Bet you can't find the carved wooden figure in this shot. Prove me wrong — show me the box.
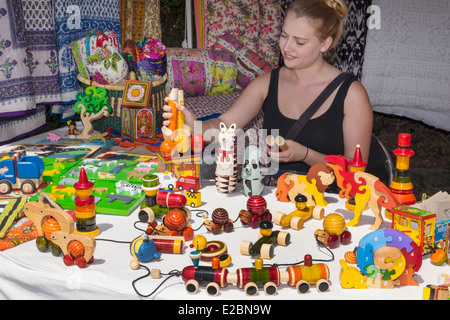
[215,122,238,194]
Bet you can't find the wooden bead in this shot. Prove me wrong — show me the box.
[130,259,140,270]
[151,269,161,279]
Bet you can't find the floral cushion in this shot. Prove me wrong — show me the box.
[166,47,237,97]
[85,46,129,85]
[211,31,274,88]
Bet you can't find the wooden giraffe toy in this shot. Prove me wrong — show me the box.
[215,122,238,194]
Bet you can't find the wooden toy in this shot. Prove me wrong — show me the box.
[339,229,422,289]
[325,154,400,230]
[202,207,234,234]
[240,221,290,260]
[215,122,238,194]
[241,145,265,197]
[73,166,100,237]
[314,213,352,249]
[64,120,81,138]
[390,205,436,254]
[182,190,201,208]
[345,144,368,211]
[176,175,200,193]
[0,153,44,195]
[275,163,335,206]
[178,255,330,297]
[273,194,324,230]
[190,235,232,268]
[266,135,288,152]
[23,194,96,268]
[390,133,417,206]
[423,284,450,300]
[239,195,272,229]
[73,86,113,140]
[157,149,201,182]
[430,247,448,266]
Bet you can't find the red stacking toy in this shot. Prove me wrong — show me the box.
[74,167,100,237]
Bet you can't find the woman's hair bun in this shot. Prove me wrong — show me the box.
[325,0,348,19]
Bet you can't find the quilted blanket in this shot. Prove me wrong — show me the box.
[360,0,450,131]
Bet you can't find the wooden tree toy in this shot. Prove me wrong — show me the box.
[73,86,112,140]
[273,194,325,230]
[215,122,238,194]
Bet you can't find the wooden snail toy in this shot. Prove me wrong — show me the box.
[314,213,352,249]
[240,220,290,260]
[202,207,234,234]
[189,235,232,268]
[239,195,272,229]
[24,193,96,268]
[273,194,325,230]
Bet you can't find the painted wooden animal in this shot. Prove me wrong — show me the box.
[215,122,237,194]
[275,163,335,206]
[241,145,264,197]
[325,155,399,230]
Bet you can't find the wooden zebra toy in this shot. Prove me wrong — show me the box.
[215,122,237,194]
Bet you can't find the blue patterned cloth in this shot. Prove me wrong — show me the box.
[52,0,121,117]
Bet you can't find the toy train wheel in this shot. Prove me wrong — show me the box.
[244,282,259,296]
[240,241,253,256]
[185,279,199,294]
[263,282,278,296]
[20,180,36,194]
[296,280,310,294]
[316,279,330,293]
[0,179,12,194]
[277,231,291,246]
[260,243,274,260]
[290,216,304,230]
[206,282,220,296]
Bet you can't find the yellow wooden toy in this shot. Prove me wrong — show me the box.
[273,194,324,230]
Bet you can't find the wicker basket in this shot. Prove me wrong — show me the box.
[77,72,167,133]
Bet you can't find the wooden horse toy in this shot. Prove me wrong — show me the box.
[215,122,238,194]
[325,154,399,230]
[23,193,96,268]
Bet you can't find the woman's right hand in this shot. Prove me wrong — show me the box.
[162,97,197,129]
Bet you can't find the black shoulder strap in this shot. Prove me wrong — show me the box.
[285,72,355,140]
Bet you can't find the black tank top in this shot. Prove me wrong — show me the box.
[262,67,357,173]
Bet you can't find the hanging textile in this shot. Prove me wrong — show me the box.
[0,0,60,145]
[52,0,121,119]
[119,0,161,45]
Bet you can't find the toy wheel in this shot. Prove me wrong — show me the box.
[87,255,94,264]
[63,254,74,266]
[206,282,220,296]
[264,282,278,296]
[260,243,274,260]
[178,185,183,191]
[296,280,310,294]
[20,180,36,194]
[290,216,304,230]
[312,206,325,220]
[272,211,286,225]
[138,208,155,223]
[277,231,291,246]
[182,227,194,241]
[186,279,199,294]
[240,241,253,256]
[244,282,259,297]
[0,180,12,195]
[316,279,330,293]
[189,188,195,193]
[75,256,87,268]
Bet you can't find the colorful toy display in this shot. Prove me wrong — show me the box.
[273,194,324,230]
[239,195,272,229]
[73,167,100,237]
[240,221,290,260]
[215,122,238,194]
[241,145,265,197]
[339,229,422,289]
[325,154,400,230]
[275,163,335,206]
[23,194,96,268]
[0,153,44,195]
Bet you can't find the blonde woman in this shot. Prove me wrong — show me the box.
[163,0,373,181]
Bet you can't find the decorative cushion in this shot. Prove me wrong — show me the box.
[166,47,238,97]
[85,46,129,85]
[211,31,274,88]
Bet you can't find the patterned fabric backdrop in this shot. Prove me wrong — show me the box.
[52,0,121,119]
[0,0,59,145]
